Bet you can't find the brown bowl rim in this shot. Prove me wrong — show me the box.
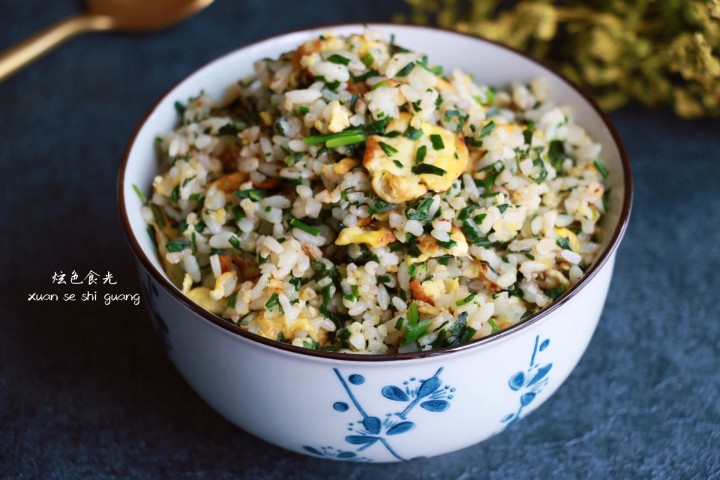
[118,22,633,362]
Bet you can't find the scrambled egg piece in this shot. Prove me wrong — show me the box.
[415,227,469,262]
[186,287,227,315]
[335,226,395,247]
[555,227,580,253]
[421,278,460,303]
[253,311,328,345]
[363,119,468,203]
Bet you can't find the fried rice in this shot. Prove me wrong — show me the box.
[141,30,609,354]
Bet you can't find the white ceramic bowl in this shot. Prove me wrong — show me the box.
[119,24,632,462]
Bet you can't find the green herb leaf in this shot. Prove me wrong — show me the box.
[303,128,363,146]
[548,140,565,174]
[379,141,399,156]
[415,145,427,164]
[228,235,242,250]
[530,157,548,184]
[430,134,445,150]
[404,126,423,140]
[166,239,193,252]
[235,189,267,201]
[290,218,320,236]
[437,239,457,249]
[361,53,374,68]
[174,101,186,117]
[403,319,432,346]
[556,237,572,250]
[132,184,147,203]
[411,164,446,176]
[487,318,500,334]
[265,292,280,311]
[227,291,238,309]
[456,293,476,307]
[546,285,566,300]
[594,158,610,178]
[326,133,366,148]
[480,120,496,138]
[405,197,434,221]
[303,337,320,349]
[217,123,242,136]
[407,301,419,325]
[326,54,350,65]
[395,61,416,77]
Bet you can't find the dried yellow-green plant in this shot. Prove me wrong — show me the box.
[402,0,720,117]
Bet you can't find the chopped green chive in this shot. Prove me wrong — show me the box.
[412,164,446,176]
[546,285,566,300]
[350,94,360,114]
[480,120,495,138]
[166,239,193,252]
[488,318,500,334]
[395,61,416,77]
[303,337,320,350]
[227,291,238,309]
[405,197,434,221]
[549,140,566,174]
[530,158,548,184]
[415,145,427,164]
[297,106,310,116]
[303,128,363,146]
[456,293,476,306]
[393,160,404,168]
[594,159,610,178]
[217,123,242,136]
[235,189,266,201]
[437,239,457,249]
[404,126,423,140]
[290,218,320,236]
[379,142,399,156]
[407,301,419,324]
[556,237,572,250]
[326,133,366,148]
[228,235,242,250]
[361,53,374,68]
[326,54,350,65]
[430,134,445,150]
[403,319,432,346]
[174,101,186,117]
[265,292,281,312]
[132,184,146,203]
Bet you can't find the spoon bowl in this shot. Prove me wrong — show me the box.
[86,0,215,31]
[0,0,215,81]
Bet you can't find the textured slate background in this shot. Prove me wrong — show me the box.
[1,1,719,478]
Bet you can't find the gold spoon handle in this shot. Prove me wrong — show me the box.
[0,14,116,82]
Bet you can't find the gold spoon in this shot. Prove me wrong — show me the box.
[0,0,214,82]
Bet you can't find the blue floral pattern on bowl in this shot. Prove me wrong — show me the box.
[303,367,455,461]
[501,335,552,427]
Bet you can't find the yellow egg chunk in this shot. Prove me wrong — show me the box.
[418,123,469,192]
[363,122,468,203]
[415,227,469,262]
[335,226,395,247]
[555,227,580,253]
[186,287,227,315]
[253,311,327,345]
